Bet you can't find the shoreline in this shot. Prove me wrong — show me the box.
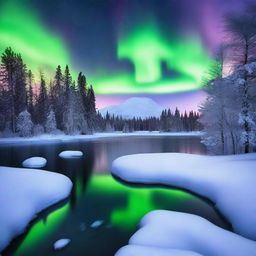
[0,131,202,145]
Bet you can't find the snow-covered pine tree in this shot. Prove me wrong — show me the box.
[52,65,65,130]
[225,10,256,153]
[86,85,97,132]
[16,110,33,137]
[1,48,27,133]
[45,108,57,134]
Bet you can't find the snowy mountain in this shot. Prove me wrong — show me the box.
[100,97,165,119]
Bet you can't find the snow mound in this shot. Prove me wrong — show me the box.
[116,210,256,256]
[59,150,83,158]
[53,238,71,250]
[111,153,256,240]
[0,166,72,251]
[100,97,165,119]
[91,220,104,228]
[22,157,47,168]
[116,245,203,256]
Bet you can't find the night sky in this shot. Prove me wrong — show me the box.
[0,0,246,111]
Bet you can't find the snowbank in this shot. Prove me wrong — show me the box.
[53,238,71,250]
[0,166,72,251]
[0,131,202,145]
[111,153,256,240]
[59,150,83,158]
[22,157,47,168]
[116,210,256,256]
[116,245,203,256]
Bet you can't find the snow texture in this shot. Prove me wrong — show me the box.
[90,220,104,228]
[100,97,165,119]
[0,166,72,251]
[53,238,71,250]
[116,245,203,256]
[0,131,202,145]
[22,157,47,168]
[58,150,83,159]
[116,210,256,256]
[111,153,256,240]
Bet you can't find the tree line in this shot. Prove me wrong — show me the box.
[0,47,98,137]
[102,109,200,133]
[200,2,256,154]
[0,47,201,137]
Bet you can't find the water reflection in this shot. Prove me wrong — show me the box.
[0,136,227,256]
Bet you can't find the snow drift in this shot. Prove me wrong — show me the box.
[0,166,72,251]
[111,153,256,240]
[116,210,256,256]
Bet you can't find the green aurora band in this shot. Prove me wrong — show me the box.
[0,1,71,78]
[92,21,212,94]
[0,2,211,94]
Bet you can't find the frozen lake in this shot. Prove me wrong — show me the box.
[0,135,230,256]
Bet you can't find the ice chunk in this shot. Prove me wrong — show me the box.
[53,238,71,250]
[91,220,103,228]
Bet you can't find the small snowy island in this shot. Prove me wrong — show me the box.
[111,153,256,255]
[22,157,47,168]
[58,150,84,159]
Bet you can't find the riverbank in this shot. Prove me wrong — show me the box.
[0,131,202,145]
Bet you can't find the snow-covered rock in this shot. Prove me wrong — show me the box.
[116,210,256,256]
[53,238,71,250]
[111,153,256,240]
[91,220,104,228]
[22,157,47,168]
[59,150,83,159]
[100,97,165,119]
[0,166,72,252]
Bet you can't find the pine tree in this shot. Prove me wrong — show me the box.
[52,65,64,129]
[27,70,34,118]
[14,54,27,116]
[86,85,97,132]
[16,110,33,137]
[1,48,27,132]
[35,72,48,126]
[77,72,87,111]
[64,65,72,96]
[45,108,57,133]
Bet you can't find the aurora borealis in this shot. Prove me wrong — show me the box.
[0,1,71,76]
[0,0,247,110]
[93,21,211,94]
